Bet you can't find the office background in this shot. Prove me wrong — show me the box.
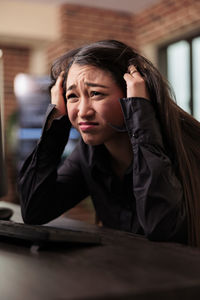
[0,0,199,222]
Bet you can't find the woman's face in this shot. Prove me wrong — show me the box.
[66,64,125,146]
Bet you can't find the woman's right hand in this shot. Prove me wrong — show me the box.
[123,66,149,100]
[51,71,67,116]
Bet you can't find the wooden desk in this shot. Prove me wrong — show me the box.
[1,202,200,300]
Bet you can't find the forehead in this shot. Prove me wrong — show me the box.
[66,64,114,86]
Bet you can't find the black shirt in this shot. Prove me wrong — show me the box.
[18,98,187,243]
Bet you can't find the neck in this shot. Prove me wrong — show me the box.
[104,133,133,179]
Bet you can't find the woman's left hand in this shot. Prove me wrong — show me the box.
[123,66,150,100]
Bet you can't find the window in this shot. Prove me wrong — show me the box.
[193,37,200,120]
[159,35,200,121]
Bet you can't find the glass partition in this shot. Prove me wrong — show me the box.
[192,37,200,121]
[167,40,190,114]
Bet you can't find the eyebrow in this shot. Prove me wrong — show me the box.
[66,82,109,91]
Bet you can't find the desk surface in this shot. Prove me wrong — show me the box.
[1,202,200,300]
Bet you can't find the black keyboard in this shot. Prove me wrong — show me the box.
[0,220,101,246]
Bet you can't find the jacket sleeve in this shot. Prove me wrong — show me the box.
[120,97,187,243]
[18,104,89,225]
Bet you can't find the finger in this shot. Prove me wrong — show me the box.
[55,71,65,88]
[123,73,137,98]
[123,72,134,83]
[128,65,138,76]
[123,72,143,85]
[51,71,67,115]
[123,72,149,99]
[51,72,65,95]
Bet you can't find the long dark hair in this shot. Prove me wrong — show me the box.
[50,40,200,246]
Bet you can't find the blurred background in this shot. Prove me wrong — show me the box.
[0,0,199,223]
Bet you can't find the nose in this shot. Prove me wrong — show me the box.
[78,97,95,118]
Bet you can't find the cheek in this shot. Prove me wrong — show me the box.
[99,101,124,125]
[66,104,77,125]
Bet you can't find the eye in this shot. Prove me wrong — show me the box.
[66,93,78,102]
[91,91,101,96]
[90,91,104,98]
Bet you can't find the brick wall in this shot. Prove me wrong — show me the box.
[47,0,200,71]
[47,0,200,66]
[47,4,135,68]
[0,45,30,203]
[134,0,200,48]
[2,46,30,120]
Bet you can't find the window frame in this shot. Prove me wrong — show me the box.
[158,32,200,116]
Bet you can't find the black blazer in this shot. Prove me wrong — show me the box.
[18,98,187,244]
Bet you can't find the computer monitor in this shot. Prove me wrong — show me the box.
[0,49,7,197]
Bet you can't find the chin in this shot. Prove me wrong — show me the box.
[81,136,103,146]
[83,139,102,146]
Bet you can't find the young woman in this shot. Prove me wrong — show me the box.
[19,40,200,246]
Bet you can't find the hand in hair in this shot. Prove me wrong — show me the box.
[123,66,150,100]
[51,71,67,116]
